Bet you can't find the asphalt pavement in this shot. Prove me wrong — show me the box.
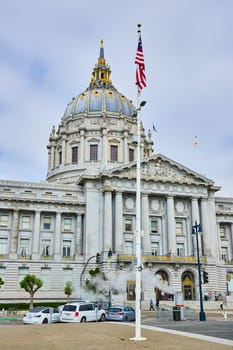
[141,309,233,342]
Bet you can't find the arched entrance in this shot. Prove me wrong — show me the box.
[154,270,173,306]
[182,271,196,300]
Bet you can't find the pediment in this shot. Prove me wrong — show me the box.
[102,153,214,187]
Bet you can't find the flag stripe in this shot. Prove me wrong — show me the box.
[135,34,146,91]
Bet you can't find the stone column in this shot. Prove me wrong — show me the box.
[115,192,123,253]
[51,145,55,169]
[80,129,85,163]
[230,223,233,260]
[102,132,107,167]
[104,190,112,252]
[208,195,219,260]
[47,148,51,173]
[54,212,62,260]
[75,214,82,257]
[62,136,66,164]
[141,193,151,254]
[191,197,202,256]
[9,209,19,258]
[123,131,128,162]
[32,210,40,259]
[167,196,176,255]
[200,198,211,256]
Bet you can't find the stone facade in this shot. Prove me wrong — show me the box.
[0,42,233,305]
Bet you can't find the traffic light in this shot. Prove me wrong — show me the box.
[108,249,112,259]
[96,252,101,264]
[203,271,209,284]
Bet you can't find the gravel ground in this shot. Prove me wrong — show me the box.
[0,321,232,350]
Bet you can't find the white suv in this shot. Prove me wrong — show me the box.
[60,302,106,323]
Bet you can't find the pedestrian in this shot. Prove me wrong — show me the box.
[220,301,224,310]
[149,298,155,311]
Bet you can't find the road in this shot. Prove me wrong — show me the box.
[141,310,233,341]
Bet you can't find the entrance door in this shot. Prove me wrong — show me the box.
[182,272,195,300]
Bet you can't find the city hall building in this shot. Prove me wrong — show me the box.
[0,42,233,305]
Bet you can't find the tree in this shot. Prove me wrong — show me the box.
[20,274,43,309]
[64,281,73,302]
[0,277,4,290]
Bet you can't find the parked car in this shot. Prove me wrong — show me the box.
[23,306,60,324]
[60,302,106,323]
[106,305,135,322]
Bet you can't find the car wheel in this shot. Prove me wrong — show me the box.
[42,318,48,324]
[100,313,106,322]
[80,317,86,323]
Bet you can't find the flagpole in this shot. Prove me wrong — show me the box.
[130,23,147,342]
[194,136,199,172]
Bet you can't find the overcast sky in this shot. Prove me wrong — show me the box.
[0,0,232,197]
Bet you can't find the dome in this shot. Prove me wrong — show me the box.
[63,88,135,118]
[63,40,135,119]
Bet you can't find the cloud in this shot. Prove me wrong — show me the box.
[0,0,232,197]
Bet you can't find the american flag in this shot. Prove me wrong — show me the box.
[135,34,146,90]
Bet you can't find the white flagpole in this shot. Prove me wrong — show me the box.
[130,24,146,342]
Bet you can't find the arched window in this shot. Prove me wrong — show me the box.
[182,271,196,300]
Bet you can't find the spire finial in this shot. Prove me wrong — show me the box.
[99,39,104,59]
[88,40,114,90]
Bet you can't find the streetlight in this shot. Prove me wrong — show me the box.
[108,249,112,307]
[80,253,101,299]
[192,221,206,321]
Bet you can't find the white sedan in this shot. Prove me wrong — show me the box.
[23,306,60,324]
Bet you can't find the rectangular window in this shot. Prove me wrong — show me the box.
[151,219,158,233]
[151,242,159,256]
[221,247,228,262]
[125,218,133,232]
[19,238,30,257]
[59,151,62,164]
[72,146,78,164]
[41,239,51,257]
[110,145,118,161]
[220,225,226,238]
[176,221,183,235]
[18,267,29,287]
[177,243,185,256]
[21,215,31,230]
[125,241,133,254]
[0,238,7,255]
[41,268,51,289]
[62,240,71,257]
[63,217,72,231]
[0,214,9,228]
[90,145,98,161]
[129,149,134,162]
[43,216,52,230]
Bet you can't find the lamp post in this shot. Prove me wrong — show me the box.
[108,249,112,307]
[192,221,206,321]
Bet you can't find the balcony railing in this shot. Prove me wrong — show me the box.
[117,254,207,264]
[62,255,75,261]
[41,255,53,260]
[18,255,32,260]
[0,254,8,259]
